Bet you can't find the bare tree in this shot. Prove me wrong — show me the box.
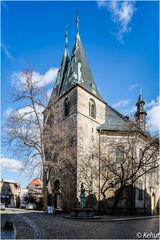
[78,123,159,213]
[99,124,159,213]
[3,69,56,209]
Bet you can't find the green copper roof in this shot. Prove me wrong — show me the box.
[54,46,70,96]
[58,33,102,99]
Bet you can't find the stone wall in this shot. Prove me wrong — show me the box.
[44,85,159,214]
[76,86,106,201]
[44,87,78,211]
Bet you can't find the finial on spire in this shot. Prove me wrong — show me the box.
[76,10,79,33]
[65,25,68,47]
[140,88,142,96]
[138,88,143,101]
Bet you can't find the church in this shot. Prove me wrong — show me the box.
[43,15,159,214]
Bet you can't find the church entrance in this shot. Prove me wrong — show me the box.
[53,193,62,209]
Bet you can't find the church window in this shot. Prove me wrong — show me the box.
[89,99,96,119]
[116,146,124,163]
[64,98,70,117]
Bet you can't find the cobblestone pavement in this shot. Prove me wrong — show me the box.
[1,208,159,239]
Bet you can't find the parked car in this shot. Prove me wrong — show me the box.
[26,203,37,210]
[0,203,6,210]
[20,201,29,208]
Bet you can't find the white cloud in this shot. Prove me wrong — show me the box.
[0,157,23,172]
[98,0,136,43]
[42,68,58,86]
[112,99,130,109]
[113,96,160,134]
[11,67,58,88]
[145,98,159,109]
[147,97,160,133]
[1,43,14,62]
[47,89,52,99]
[4,105,43,122]
[130,83,138,91]
[97,0,107,8]
[124,105,136,115]
[3,107,14,118]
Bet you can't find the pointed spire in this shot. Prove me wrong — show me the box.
[76,11,79,34]
[137,88,144,103]
[54,28,70,96]
[135,92,147,132]
[140,88,142,96]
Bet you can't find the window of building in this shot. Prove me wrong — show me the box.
[64,98,70,117]
[116,146,124,163]
[89,99,96,119]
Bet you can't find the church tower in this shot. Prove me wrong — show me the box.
[134,91,147,131]
[44,14,106,211]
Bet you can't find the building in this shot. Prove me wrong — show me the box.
[20,187,28,202]
[20,179,43,208]
[0,180,20,207]
[43,15,159,214]
[27,178,43,196]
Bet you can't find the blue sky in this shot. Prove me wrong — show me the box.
[1,1,159,188]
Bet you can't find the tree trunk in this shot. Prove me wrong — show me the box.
[43,170,49,211]
[111,187,124,214]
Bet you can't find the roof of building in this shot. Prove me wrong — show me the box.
[58,32,102,99]
[97,104,150,137]
[28,178,42,186]
[54,14,102,100]
[97,104,127,131]
[54,45,70,96]
[0,179,20,188]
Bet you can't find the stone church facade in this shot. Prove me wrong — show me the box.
[44,17,159,214]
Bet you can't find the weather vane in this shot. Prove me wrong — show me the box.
[65,25,68,47]
[76,10,79,33]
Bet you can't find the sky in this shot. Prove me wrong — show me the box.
[1,1,159,188]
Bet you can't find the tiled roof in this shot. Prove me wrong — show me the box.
[97,104,127,131]
[56,33,102,100]
[29,178,42,186]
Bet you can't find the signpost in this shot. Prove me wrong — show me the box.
[47,193,54,214]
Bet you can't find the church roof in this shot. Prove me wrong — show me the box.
[59,33,102,99]
[98,104,150,137]
[54,31,70,96]
[98,105,127,131]
[54,13,102,100]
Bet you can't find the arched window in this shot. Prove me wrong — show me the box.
[89,99,96,119]
[64,98,70,117]
[116,146,124,163]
